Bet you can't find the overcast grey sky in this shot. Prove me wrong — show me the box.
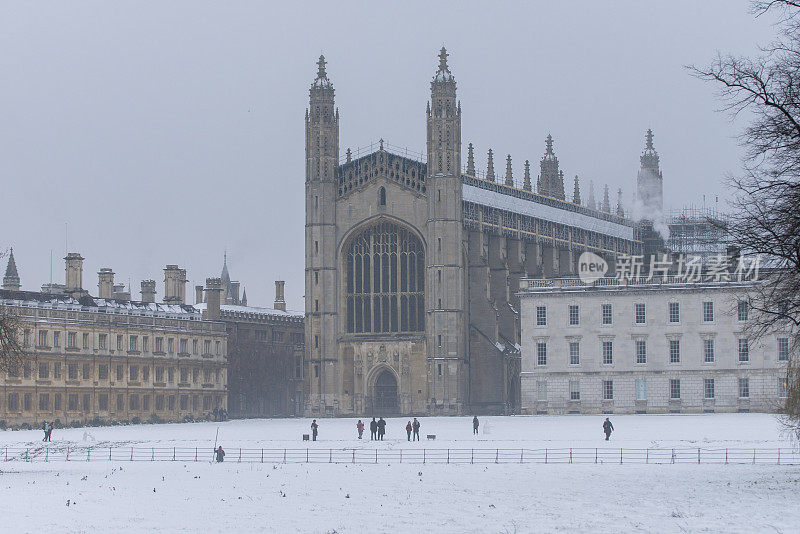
[0,1,775,310]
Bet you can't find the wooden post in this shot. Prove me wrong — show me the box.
[619,448,622,465]
[306,449,309,463]
[595,448,597,464]
[423,449,426,464]
[87,449,90,462]
[778,448,781,465]
[375,449,378,464]
[646,449,649,464]
[329,449,332,463]
[569,448,573,464]
[173,447,176,461]
[109,447,112,460]
[520,449,523,464]
[261,449,264,463]
[238,448,241,463]
[152,448,155,461]
[283,449,286,463]
[130,447,133,461]
[697,448,700,464]
[447,449,450,464]
[353,449,355,463]
[496,449,499,464]
[544,449,547,464]
[471,449,474,464]
[753,448,756,465]
[195,447,198,462]
[65,447,68,461]
[725,449,728,464]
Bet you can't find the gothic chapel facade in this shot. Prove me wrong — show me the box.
[305,50,642,416]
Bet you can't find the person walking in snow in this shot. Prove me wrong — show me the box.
[412,418,420,441]
[473,416,479,435]
[602,418,614,441]
[42,421,48,442]
[405,421,412,441]
[215,446,225,462]
[357,420,365,439]
[47,421,54,441]
[370,418,378,440]
[377,417,386,440]
[311,419,319,441]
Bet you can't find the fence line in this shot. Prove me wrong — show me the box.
[2,446,800,465]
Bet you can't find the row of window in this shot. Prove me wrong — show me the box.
[24,330,223,356]
[253,330,301,343]
[4,392,223,413]
[535,377,788,402]
[534,337,791,366]
[534,300,750,327]
[7,361,221,385]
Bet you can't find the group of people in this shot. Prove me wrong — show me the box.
[211,407,228,422]
[41,421,55,442]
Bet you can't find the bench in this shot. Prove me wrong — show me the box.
[426,434,436,440]
[302,434,310,441]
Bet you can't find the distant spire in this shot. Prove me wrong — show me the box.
[346,148,352,163]
[241,288,248,307]
[616,188,625,217]
[3,247,20,291]
[432,46,454,83]
[523,160,532,191]
[538,134,565,199]
[646,128,654,151]
[505,155,514,186]
[466,143,475,175]
[311,54,333,90]
[573,175,581,205]
[221,253,231,286]
[486,149,495,181]
[602,185,611,213]
[588,180,596,210]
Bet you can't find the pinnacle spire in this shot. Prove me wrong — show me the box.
[466,143,475,175]
[3,247,20,291]
[505,155,514,186]
[317,55,327,79]
[646,128,654,151]
[545,134,554,156]
[523,160,532,191]
[602,185,611,213]
[432,46,455,84]
[616,188,625,217]
[486,149,495,181]
[573,175,581,205]
[588,180,596,210]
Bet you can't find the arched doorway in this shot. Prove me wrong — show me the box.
[373,370,398,412]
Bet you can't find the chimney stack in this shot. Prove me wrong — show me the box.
[141,280,156,303]
[163,265,187,304]
[112,283,130,301]
[64,253,84,296]
[195,285,204,305]
[204,278,223,320]
[274,280,286,311]
[98,268,114,299]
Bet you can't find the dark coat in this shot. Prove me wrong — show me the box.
[370,420,378,432]
[603,420,613,432]
[377,419,386,431]
[412,420,420,431]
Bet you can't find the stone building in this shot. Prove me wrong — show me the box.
[304,49,644,416]
[0,252,227,427]
[196,262,305,418]
[519,277,792,414]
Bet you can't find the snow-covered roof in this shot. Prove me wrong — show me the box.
[0,289,201,320]
[194,303,303,321]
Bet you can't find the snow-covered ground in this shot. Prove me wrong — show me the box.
[1,414,798,533]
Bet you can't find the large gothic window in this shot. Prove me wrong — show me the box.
[345,221,425,334]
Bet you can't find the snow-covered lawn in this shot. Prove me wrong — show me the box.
[1,414,798,533]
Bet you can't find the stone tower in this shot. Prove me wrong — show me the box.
[3,248,20,291]
[305,55,339,411]
[636,129,663,215]
[425,47,466,411]
[163,265,187,304]
[538,135,565,199]
[98,268,114,299]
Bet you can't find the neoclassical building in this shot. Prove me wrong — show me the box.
[0,251,228,427]
[305,49,645,416]
[519,277,792,414]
